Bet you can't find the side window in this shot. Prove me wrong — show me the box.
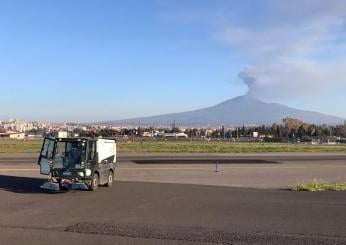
[40,139,50,158]
[40,139,55,159]
[47,140,55,159]
[88,141,96,161]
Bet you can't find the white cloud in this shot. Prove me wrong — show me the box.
[238,58,346,100]
[211,1,346,99]
[161,0,346,103]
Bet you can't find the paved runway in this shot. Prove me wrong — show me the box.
[0,153,346,244]
[1,153,346,188]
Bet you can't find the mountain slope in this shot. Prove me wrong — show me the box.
[103,96,344,126]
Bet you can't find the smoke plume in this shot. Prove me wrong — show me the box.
[217,1,346,100]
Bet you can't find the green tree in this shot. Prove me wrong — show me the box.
[297,125,306,139]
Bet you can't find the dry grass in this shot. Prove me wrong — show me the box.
[117,141,346,153]
[292,179,346,191]
[1,140,346,154]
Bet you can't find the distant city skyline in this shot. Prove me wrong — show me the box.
[1,0,346,122]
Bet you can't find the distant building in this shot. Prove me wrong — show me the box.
[58,131,68,138]
[175,133,188,138]
[27,134,43,139]
[142,132,154,137]
[9,133,25,140]
[164,133,188,138]
[164,133,176,138]
[0,133,9,138]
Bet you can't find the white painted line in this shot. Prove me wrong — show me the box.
[118,166,346,170]
[0,169,38,171]
[1,165,345,172]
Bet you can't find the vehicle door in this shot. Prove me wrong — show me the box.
[38,138,55,175]
[95,158,107,184]
[94,141,108,184]
[86,141,97,176]
[99,142,115,184]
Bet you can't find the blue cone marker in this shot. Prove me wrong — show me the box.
[215,161,220,172]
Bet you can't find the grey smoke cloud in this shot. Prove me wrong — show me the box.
[163,0,346,100]
[238,58,346,99]
[215,1,346,99]
[237,66,257,97]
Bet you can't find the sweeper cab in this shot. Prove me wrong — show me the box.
[38,137,116,192]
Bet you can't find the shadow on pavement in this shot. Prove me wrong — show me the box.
[134,159,280,164]
[0,175,45,194]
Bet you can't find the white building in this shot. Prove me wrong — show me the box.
[9,133,25,140]
[58,131,68,138]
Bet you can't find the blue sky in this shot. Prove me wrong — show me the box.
[1,0,346,122]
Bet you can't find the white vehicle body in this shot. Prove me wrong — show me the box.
[97,139,117,163]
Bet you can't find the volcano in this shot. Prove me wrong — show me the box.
[102,96,344,127]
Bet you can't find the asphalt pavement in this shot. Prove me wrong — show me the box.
[1,153,346,188]
[0,153,346,244]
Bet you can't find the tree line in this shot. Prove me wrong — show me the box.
[66,118,346,141]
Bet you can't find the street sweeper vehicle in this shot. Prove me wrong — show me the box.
[38,137,116,192]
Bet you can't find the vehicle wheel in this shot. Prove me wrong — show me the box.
[89,173,99,191]
[106,170,114,187]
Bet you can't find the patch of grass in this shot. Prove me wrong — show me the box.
[1,140,346,154]
[117,141,346,153]
[0,140,43,153]
[292,179,346,191]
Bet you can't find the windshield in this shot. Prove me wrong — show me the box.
[53,141,86,169]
